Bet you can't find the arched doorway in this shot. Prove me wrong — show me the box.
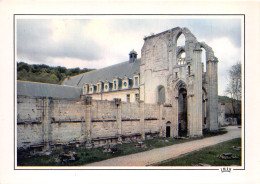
[166,121,171,138]
[178,87,187,137]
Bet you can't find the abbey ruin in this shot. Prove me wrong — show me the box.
[17,27,220,151]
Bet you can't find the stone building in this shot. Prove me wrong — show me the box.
[62,27,219,135]
[17,27,219,150]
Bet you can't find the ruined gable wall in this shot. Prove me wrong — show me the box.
[140,32,172,104]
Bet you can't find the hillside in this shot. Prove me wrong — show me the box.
[17,62,94,84]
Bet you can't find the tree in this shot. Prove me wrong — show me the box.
[50,74,59,83]
[225,63,241,122]
[17,62,94,84]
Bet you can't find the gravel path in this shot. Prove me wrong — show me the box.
[84,126,241,167]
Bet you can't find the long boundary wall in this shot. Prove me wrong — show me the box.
[17,96,174,150]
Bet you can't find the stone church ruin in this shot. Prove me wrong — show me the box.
[17,27,220,153]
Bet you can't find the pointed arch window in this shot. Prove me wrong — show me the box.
[157,85,165,104]
[176,33,185,47]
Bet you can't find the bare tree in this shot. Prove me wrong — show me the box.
[225,62,241,117]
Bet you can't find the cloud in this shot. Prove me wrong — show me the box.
[82,19,145,64]
[208,37,241,95]
[181,19,241,48]
[17,19,102,64]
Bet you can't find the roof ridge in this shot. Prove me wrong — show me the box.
[17,80,81,88]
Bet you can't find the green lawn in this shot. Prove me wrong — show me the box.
[17,129,228,166]
[156,138,241,166]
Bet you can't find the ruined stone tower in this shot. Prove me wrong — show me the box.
[140,27,219,136]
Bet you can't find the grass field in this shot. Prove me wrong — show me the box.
[156,138,241,166]
[17,128,228,166]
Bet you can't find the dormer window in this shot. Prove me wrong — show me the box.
[97,81,103,93]
[133,72,140,88]
[122,76,129,89]
[89,86,93,93]
[104,81,111,92]
[89,84,96,94]
[113,77,120,91]
[83,83,89,95]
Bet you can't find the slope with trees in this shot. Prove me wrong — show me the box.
[17,62,94,84]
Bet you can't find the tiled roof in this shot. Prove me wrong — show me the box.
[17,81,82,99]
[62,59,141,87]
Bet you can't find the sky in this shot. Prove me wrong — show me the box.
[16,16,242,96]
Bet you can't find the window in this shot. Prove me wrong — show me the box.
[175,72,178,78]
[123,81,127,87]
[178,52,186,65]
[177,33,185,47]
[127,94,130,102]
[105,85,108,90]
[135,94,140,102]
[188,66,191,75]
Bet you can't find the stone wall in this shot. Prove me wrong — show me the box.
[17,96,43,123]
[51,122,83,143]
[17,123,43,149]
[121,102,141,119]
[218,103,225,126]
[17,96,172,149]
[52,98,84,122]
[91,100,117,120]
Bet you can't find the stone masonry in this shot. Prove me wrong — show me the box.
[17,96,173,150]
